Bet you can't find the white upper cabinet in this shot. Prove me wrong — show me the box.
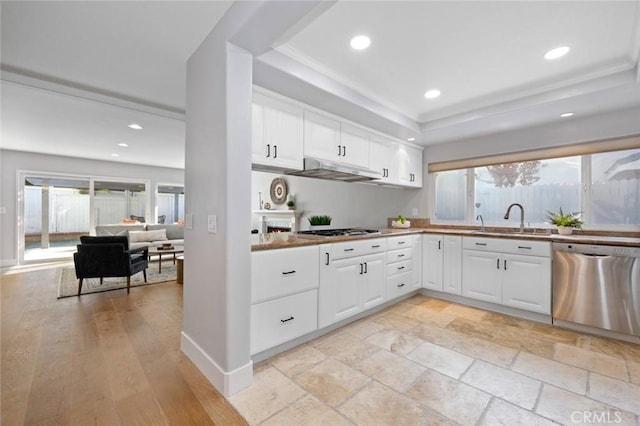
[303,111,341,162]
[339,122,370,168]
[398,144,423,187]
[369,134,398,184]
[252,92,304,171]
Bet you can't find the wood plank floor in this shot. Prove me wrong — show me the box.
[1,263,247,425]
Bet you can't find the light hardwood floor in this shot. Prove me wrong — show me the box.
[1,263,247,425]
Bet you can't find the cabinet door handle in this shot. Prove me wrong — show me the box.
[266,144,271,158]
[475,242,487,246]
[497,259,500,269]
[438,240,441,250]
[364,262,368,274]
[343,146,346,156]
[397,283,405,288]
[325,252,330,266]
[280,316,295,323]
[338,145,342,156]
[397,266,405,270]
[518,246,532,250]
[359,263,363,274]
[371,244,380,248]
[273,145,278,159]
[504,259,507,270]
[344,248,354,252]
[282,270,296,275]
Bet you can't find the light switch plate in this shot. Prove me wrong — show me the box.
[208,215,217,234]
[185,213,193,230]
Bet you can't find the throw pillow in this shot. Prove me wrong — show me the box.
[128,229,168,243]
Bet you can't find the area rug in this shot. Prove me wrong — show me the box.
[57,262,177,298]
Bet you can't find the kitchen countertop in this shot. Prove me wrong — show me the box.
[251,228,640,251]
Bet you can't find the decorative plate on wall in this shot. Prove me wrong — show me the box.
[269,177,288,205]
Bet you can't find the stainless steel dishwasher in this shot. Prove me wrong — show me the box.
[553,243,640,337]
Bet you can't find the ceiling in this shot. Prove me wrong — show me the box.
[1,1,639,169]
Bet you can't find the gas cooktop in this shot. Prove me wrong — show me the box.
[297,228,382,238]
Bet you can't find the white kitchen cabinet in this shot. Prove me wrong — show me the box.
[303,111,341,162]
[422,234,462,293]
[412,235,423,290]
[502,254,551,314]
[397,144,423,187]
[251,93,303,171]
[340,123,370,168]
[462,237,551,314]
[369,134,398,184]
[319,239,387,327]
[250,289,318,354]
[386,235,413,299]
[422,234,443,291]
[462,249,502,303]
[250,245,320,354]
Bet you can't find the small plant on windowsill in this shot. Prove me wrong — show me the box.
[546,208,583,235]
[308,215,332,228]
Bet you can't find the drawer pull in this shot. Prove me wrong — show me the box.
[398,254,405,258]
[282,270,296,275]
[398,241,406,245]
[325,252,330,266]
[475,242,487,246]
[518,246,532,250]
[344,248,355,252]
[397,266,405,270]
[280,316,295,323]
[397,283,405,288]
[371,244,381,248]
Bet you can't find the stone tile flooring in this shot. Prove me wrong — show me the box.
[230,295,640,425]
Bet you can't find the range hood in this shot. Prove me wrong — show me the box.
[286,158,382,182]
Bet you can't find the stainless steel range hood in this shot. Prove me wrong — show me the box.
[286,158,382,182]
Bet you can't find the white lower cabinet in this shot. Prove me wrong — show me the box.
[386,236,414,300]
[422,234,462,294]
[319,240,387,328]
[412,235,423,290]
[462,237,551,314]
[250,289,318,354]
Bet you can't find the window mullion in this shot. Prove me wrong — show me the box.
[581,154,591,226]
[466,168,475,223]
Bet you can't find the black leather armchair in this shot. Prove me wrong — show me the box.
[73,235,148,296]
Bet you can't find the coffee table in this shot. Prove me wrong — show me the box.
[148,245,184,273]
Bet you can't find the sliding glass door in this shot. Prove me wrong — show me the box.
[93,180,147,224]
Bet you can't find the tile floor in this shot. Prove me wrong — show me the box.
[230,295,640,425]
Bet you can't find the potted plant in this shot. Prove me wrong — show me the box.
[547,208,583,235]
[308,215,332,230]
[286,200,295,210]
[391,214,411,229]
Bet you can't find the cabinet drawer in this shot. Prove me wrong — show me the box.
[332,238,386,260]
[387,247,412,263]
[386,271,413,299]
[386,235,413,249]
[252,245,319,303]
[251,289,318,354]
[463,237,550,257]
[386,259,412,276]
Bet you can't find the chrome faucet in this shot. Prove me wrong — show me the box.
[476,214,485,232]
[504,203,525,233]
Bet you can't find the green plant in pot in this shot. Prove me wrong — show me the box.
[308,215,332,227]
[546,208,583,235]
[286,200,295,210]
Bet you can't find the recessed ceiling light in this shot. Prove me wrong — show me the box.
[407,137,416,141]
[560,112,574,118]
[350,35,371,50]
[111,153,119,157]
[128,123,143,130]
[118,143,129,147]
[424,89,441,99]
[544,46,570,60]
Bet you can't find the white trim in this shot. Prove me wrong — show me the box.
[1,259,17,268]
[180,331,253,397]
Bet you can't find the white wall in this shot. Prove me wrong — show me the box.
[251,171,423,231]
[0,149,184,266]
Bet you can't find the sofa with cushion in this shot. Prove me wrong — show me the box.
[95,223,184,250]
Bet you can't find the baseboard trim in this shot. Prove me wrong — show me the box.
[1,259,17,268]
[180,331,253,397]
